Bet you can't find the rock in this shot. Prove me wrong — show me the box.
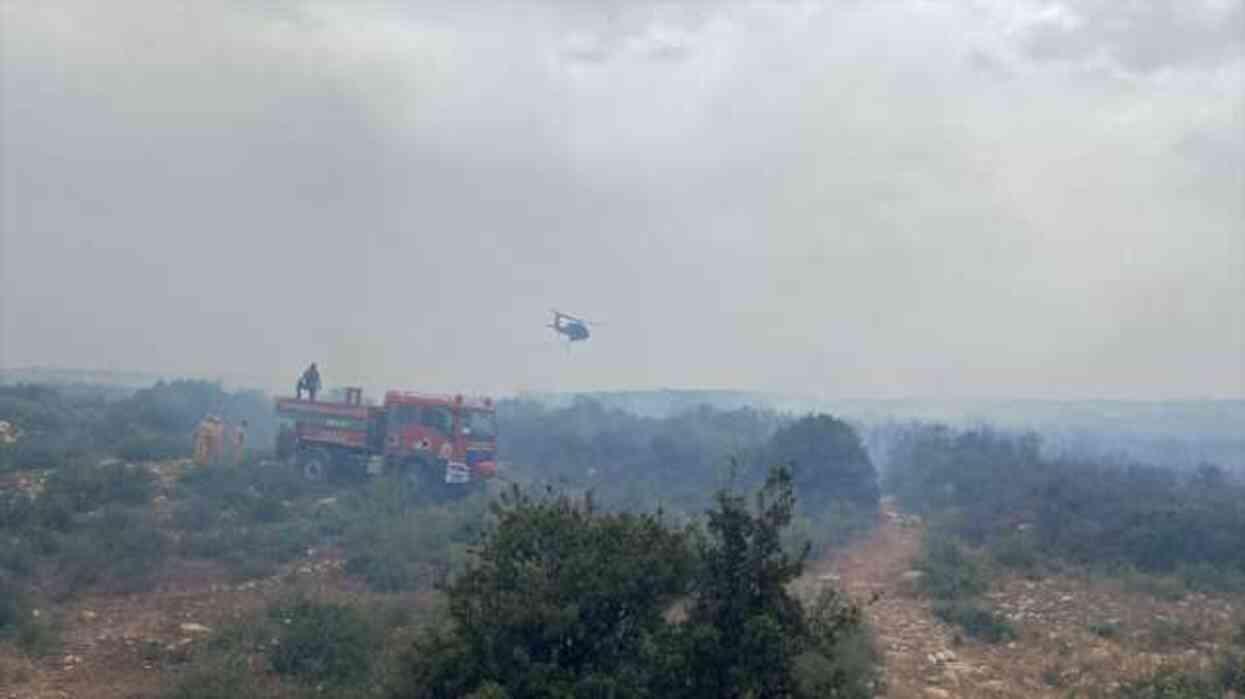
[1060,595,1073,603]
[901,570,926,582]
[925,688,951,698]
[179,622,212,634]
[941,666,961,684]
[927,653,940,665]
[80,610,97,622]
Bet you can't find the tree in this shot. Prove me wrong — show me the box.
[393,486,692,698]
[655,465,876,699]
[766,415,879,510]
[656,465,808,697]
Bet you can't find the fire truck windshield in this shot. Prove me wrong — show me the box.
[463,410,497,440]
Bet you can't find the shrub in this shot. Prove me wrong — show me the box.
[395,465,877,698]
[785,500,878,559]
[42,461,155,516]
[1119,665,1226,698]
[989,531,1044,574]
[180,519,318,581]
[1087,621,1121,640]
[56,506,167,595]
[1218,651,1245,693]
[1115,566,1188,602]
[792,589,880,699]
[931,601,1016,644]
[0,582,60,656]
[340,477,486,592]
[917,532,989,601]
[882,423,1245,585]
[766,414,880,510]
[115,434,188,462]
[399,483,693,697]
[269,598,378,687]
[159,651,268,699]
[1145,618,1202,653]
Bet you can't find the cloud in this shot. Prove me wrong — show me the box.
[1018,0,1244,73]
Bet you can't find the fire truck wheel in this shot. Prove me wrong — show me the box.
[299,449,330,482]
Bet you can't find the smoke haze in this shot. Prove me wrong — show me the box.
[2,1,1242,399]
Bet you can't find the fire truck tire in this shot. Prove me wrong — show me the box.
[299,448,331,482]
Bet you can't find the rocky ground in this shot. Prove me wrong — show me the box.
[811,498,1242,698]
[0,555,361,699]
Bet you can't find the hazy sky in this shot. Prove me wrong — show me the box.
[2,1,1242,399]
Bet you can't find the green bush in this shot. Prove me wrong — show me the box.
[115,434,188,462]
[397,466,877,698]
[766,414,880,510]
[931,601,1016,644]
[0,381,275,469]
[1087,621,1121,640]
[917,532,989,601]
[340,477,486,592]
[57,506,168,595]
[1218,651,1245,693]
[160,651,269,699]
[43,461,155,516]
[882,424,1245,586]
[179,519,318,581]
[1114,566,1188,602]
[0,582,60,656]
[1119,665,1228,698]
[1145,617,1202,652]
[785,500,877,559]
[989,531,1044,574]
[792,589,880,699]
[269,598,378,687]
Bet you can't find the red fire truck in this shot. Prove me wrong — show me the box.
[275,388,498,493]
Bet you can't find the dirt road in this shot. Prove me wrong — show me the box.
[812,498,1240,698]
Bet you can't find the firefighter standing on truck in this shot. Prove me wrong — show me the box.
[297,363,321,401]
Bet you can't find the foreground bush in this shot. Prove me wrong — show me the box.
[392,466,876,698]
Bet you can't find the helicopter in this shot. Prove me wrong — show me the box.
[548,310,597,343]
